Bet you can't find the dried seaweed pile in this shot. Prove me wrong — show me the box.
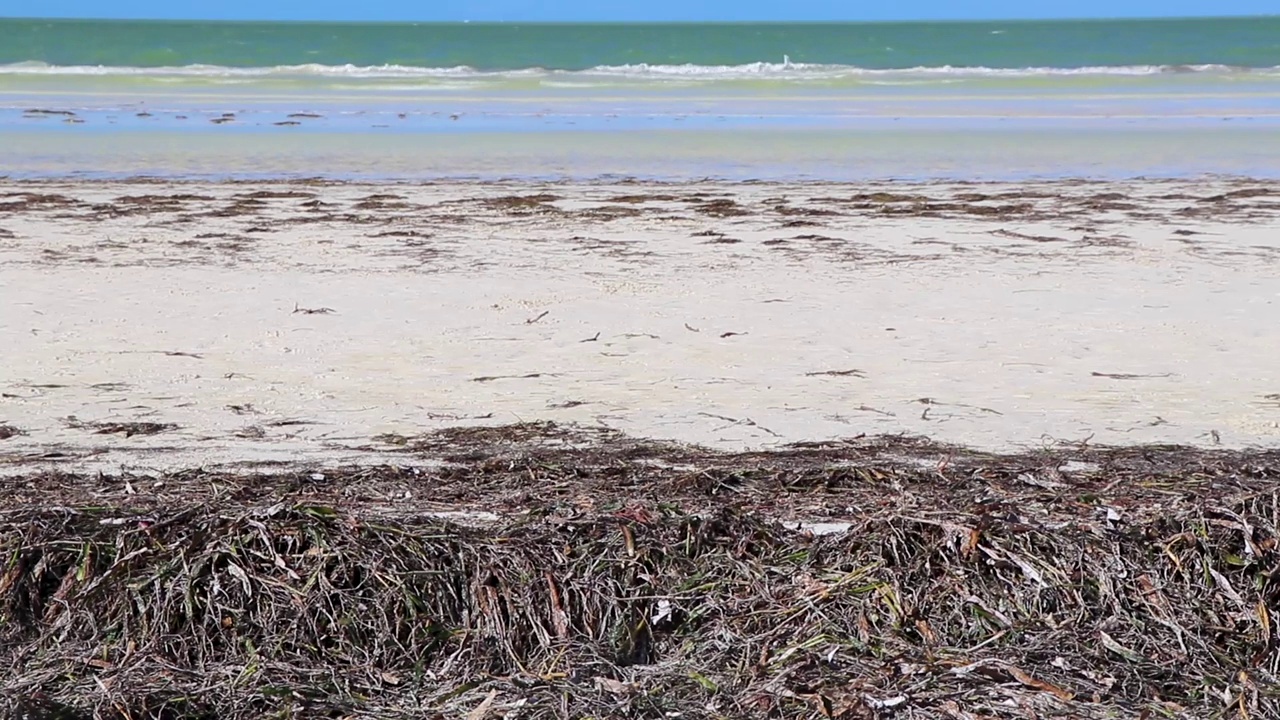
[3,425,1280,719]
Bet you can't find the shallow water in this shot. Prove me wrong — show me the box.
[3,17,1279,181]
[5,125,1280,182]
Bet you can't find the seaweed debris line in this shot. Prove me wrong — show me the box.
[3,423,1279,719]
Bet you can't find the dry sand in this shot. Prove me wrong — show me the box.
[1,178,1278,472]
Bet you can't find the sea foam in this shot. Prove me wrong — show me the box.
[2,60,1277,82]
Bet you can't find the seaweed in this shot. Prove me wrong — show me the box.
[1,424,1278,718]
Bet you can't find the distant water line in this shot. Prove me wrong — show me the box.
[3,17,1279,71]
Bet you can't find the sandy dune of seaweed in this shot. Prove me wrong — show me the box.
[4,425,1280,718]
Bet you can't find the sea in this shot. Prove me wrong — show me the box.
[2,17,1279,181]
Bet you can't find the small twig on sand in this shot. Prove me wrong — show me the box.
[1092,371,1173,380]
[719,331,747,338]
[916,397,1002,416]
[805,369,866,378]
[698,412,781,438]
[293,303,335,315]
[472,373,551,383]
[580,332,601,343]
[684,323,700,332]
[525,310,550,325]
[266,418,316,427]
[424,411,494,420]
[114,350,204,359]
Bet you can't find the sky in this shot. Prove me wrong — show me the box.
[4,0,1276,22]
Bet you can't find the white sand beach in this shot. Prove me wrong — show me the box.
[1,178,1278,472]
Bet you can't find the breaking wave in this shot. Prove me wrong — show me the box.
[2,60,1277,83]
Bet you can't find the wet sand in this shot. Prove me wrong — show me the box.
[1,178,1278,472]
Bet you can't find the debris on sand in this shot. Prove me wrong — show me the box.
[480,194,562,215]
[2,423,1278,719]
[804,368,866,378]
[23,109,77,117]
[61,417,177,437]
[292,303,336,315]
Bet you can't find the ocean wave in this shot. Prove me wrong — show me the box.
[575,61,1274,78]
[2,60,1277,82]
[0,61,492,78]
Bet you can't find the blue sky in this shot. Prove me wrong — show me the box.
[6,0,1276,21]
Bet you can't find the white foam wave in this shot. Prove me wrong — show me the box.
[582,62,1280,79]
[0,60,490,78]
[1,60,1277,82]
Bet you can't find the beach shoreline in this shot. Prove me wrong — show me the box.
[7,125,1280,184]
[7,16,1280,719]
[2,177,1277,475]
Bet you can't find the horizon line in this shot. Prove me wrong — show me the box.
[3,13,1278,24]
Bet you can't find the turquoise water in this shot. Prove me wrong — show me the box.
[4,17,1280,71]
[2,17,1279,181]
